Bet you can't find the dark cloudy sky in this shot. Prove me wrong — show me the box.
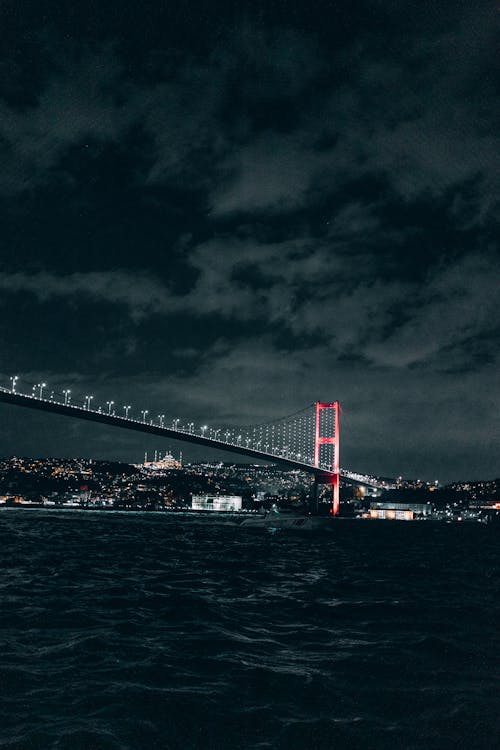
[0,1,498,481]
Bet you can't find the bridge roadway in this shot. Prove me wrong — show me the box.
[0,389,392,489]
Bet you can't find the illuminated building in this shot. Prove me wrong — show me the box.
[371,501,431,516]
[143,451,182,470]
[191,494,242,511]
[369,508,414,521]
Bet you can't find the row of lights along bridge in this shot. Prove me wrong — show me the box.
[5,376,270,450]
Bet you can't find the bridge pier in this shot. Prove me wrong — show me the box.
[312,473,339,516]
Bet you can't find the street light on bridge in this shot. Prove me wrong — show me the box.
[201,425,207,437]
[9,375,18,393]
[106,400,114,415]
[39,383,46,399]
[84,395,93,410]
[123,405,131,419]
[63,389,71,405]
[141,409,148,423]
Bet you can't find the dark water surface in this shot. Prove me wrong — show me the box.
[0,510,498,750]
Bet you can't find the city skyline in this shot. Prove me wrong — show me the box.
[0,1,498,482]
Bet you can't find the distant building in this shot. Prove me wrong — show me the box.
[192,494,242,512]
[143,451,182,470]
[369,508,414,521]
[371,501,431,516]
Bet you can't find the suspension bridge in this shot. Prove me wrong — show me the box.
[0,379,394,515]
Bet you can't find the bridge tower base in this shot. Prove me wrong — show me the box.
[312,472,339,516]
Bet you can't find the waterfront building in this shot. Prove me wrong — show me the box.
[370,501,432,516]
[192,494,242,512]
[369,508,414,521]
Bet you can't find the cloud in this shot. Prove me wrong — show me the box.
[209,134,323,216]
[0,269,172,321]
[205,7,500,221]
[1,8,498,229]
[0,243,497,378]
[363,253,500,368]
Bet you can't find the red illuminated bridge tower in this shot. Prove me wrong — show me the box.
[314,401,340,515]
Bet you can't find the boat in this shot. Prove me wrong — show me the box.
[238,508,334,531]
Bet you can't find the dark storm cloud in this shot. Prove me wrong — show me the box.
[0,269,171,321]
[0,1,498,480]
[1,5,496,211]
[1,242,497,373]
[207,11,499,223]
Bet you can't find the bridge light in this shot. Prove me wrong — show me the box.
[63,389,71,405]
[9,375,18,393]
[201,425,207,437]
[123,405,131,418]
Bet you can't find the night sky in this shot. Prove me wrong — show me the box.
[0,1,498,482]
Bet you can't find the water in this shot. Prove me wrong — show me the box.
[0,510,498,750]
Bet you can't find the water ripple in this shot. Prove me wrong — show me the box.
[0,509,498,749]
